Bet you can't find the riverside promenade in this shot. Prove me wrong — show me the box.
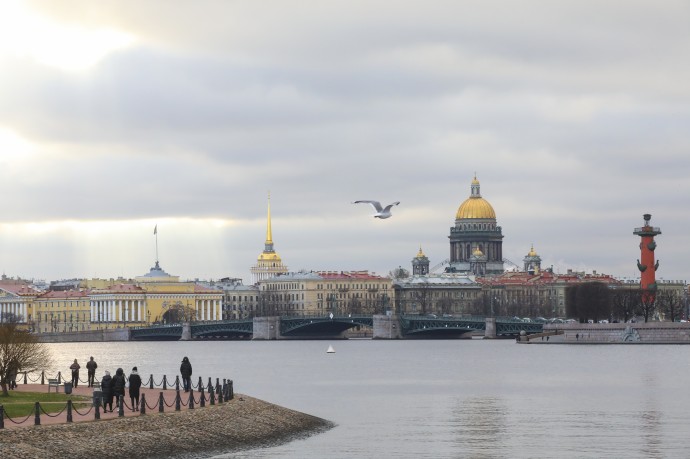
[0,381,334,458]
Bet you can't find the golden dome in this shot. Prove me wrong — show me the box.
[416,246,426,258]
[528,245,538,257]
[456,176,495,219]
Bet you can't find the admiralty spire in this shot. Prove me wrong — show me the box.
[250,193,288,284]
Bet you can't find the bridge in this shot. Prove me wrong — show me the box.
[129,315,542,340]
[400,315,542,337]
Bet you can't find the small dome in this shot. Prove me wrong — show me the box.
[528,245,538,257]
[455,176,496,220]
[416,246,426,258]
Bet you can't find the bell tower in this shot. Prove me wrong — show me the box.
[412,246,430,275]
[633,214,661,302]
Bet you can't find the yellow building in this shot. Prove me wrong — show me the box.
[34,289,91,333]
[87,262,224,328]
[27,263,225,333]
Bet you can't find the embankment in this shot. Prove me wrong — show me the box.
[0,395,334,458]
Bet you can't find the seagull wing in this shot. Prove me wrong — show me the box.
[354,200,383,212]
[383,201,400,212]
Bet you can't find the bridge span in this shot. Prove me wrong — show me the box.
[129,315,542,341]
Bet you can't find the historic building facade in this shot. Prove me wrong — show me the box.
[258,270,392,316]
[448,176,504,275]
[392,273,482,315]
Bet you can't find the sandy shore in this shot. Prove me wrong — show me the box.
[0,394,334,458]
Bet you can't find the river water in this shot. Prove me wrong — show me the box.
[43,339,689,458]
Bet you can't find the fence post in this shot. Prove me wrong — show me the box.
[200,386,205,408]
[57,371,62,384]
[41,370,45,385]
[95,402,100,420]
[140,393,146,415]
[197,376,202,390]
[176,375,180,391]
[189,390,195,410]
[149,374,154,390]
[118,396,124,417]
[218,385,223,404]
[34,402,41,425]
[216,377,220,389]
[175,390,181,411]
[209,385,215,406]
[159,392,165,413]
[163,375,167,391]
[67,400,73,423]
[207,377,212,392]
[0,405,4,429]
[228,380,234,400]
[23,372,27,385]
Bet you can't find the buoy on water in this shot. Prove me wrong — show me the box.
[326,345,335,354]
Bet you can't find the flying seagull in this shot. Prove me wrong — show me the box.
[353,200,400,219]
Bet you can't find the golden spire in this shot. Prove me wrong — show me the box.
[265,192,273,245]
[416,245,426,258]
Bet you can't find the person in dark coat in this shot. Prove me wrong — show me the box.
[101,370,113,412]
[111,367,126,408]
[180,356,192,392]
[128,366,142,411]
[70,359,80,387]
[86,356,98,387]
[8,358,19,390]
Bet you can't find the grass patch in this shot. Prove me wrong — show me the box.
[0,391,92,419]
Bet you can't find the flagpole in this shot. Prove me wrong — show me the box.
[154,225,159,264]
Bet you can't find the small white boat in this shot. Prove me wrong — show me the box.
[326,345,335,354]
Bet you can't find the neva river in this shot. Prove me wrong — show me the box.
[44,339,689,458]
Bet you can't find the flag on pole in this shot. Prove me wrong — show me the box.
[154,224,157,235]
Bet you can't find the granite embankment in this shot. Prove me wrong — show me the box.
[0,395,334,458]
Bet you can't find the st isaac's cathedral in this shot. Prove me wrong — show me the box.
[448,176,504,275]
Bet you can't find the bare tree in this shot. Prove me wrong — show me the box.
[1,323,52,395]
[656,289,683,322]
[413,280,432,314]
[566,282,611,322]
[389,267,410,280]
[639,291,657,323]
[611,288,639,323]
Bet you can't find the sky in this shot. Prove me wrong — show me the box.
[1,0,689,285]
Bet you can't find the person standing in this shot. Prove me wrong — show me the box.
[180,356,192,392]
[101,370,113,412]
[128,366,142,411]
[112,368,126,409]
[86,356,98,387]
[70,359,81,388]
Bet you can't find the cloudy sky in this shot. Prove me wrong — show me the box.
[1,0,689,284]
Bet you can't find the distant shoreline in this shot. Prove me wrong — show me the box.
[0,394,335,458]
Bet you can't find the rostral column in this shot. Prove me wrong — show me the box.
[633,214,661,302]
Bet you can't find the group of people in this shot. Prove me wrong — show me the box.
[69,356,99,388]
[70,357,143,412]
[100,366,142,412]
[66,355,193,412]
